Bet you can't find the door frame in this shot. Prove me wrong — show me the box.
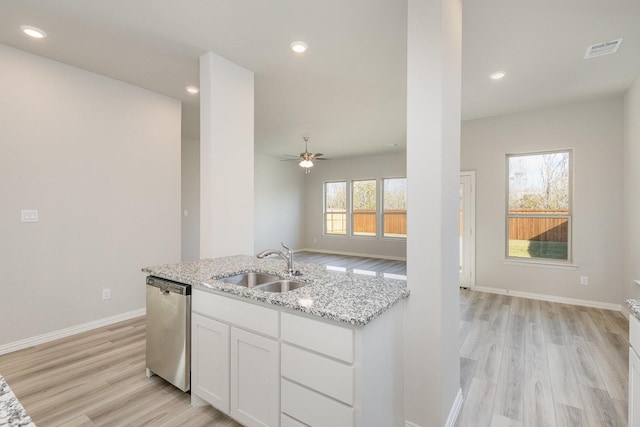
[460,171,476,288]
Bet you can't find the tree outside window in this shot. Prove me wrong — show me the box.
[507,150,572,261]
[325,182,346,234]
[352,180,377,236]
[383,178,407,238]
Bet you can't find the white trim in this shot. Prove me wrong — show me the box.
[0,308,146,356]
[460,171,476,288]
[403,389,463,427]
[474,286,621,311]
[445,388,464,427]
[296,248,406,262]
[622,306,631,320]
[503,259,578,270]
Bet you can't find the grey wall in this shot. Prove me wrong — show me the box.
[254,153,306,252]
[182,137,200,261]
[461,97,624,305]
[0,44,181,346]
[302,151,407,259]
[624,77,640,301]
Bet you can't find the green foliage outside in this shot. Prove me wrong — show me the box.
[508,240,568,260]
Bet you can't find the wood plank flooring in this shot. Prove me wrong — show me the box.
[0,317,241,427]
[457,290,628,427]
[0,252,629,426]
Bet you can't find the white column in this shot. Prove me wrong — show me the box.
[404,0,462,425]
[199,52,255,258]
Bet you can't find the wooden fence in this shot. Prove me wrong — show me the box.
[327,210,407,236]
[507,210,569,242]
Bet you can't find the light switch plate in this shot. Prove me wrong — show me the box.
[21,210,38,222]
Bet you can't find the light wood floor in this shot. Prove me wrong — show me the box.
[0,253,629,426]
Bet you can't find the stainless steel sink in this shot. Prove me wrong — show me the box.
[216,272,281,288]
[254,280,306,293]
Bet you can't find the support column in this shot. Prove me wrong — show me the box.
[199,52,255,258]
[404,0,462,425]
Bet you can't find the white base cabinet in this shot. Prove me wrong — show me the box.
[192,288,404,427]
[230,327,280,427]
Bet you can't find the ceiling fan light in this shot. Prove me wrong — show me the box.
[299,159,313,168]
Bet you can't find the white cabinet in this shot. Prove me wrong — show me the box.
[192,313,230,412]
[630,314,640,427]
[231,327,280,427]
[192,289,280,427]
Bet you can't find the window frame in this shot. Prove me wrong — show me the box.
[505,149,574,264]
[351,179,378,238]
[381,177,407,240]
[323,181,347,236]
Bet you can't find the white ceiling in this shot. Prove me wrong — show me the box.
[1,0,639,160]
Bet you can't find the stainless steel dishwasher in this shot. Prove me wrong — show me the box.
[145,276,191,392]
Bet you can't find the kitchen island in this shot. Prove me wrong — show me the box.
[143,255,409,427]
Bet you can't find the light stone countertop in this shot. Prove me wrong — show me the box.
[627,299,640,321]
[143,255,409,326]
[0,375,36,427]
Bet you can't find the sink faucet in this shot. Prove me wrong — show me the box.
[256,242,298,276]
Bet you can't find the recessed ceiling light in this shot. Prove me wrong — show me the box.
[185,85,199,94]
[290,41,308,54]
[20,25,47,39]
[489,71,506,80]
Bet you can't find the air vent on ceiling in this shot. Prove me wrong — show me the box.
[584,38,623,59]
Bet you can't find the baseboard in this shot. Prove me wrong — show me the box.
[403,388,463,427]
[0,308,146,356]
[296,248,406,262]
[473,286,622,312]
[445,388,464,427]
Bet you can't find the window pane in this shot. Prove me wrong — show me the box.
[325,182,346,234]
[508,152,569,213]
[383,178,407,238]
[353,180,376,236]
[507,150,571,262]
[508,217,569,260]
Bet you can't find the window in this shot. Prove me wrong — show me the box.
[507,150,572,261]
[324,181,347,234]
[382,178,407,238]
[352,180,377,236]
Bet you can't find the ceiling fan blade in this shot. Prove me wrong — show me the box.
[315,157,331,160]
[312,153,324,157]
[280,158,300,162]
[281,154,300,158]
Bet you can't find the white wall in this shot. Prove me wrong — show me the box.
[200,52,254,257]
[182,137,200,261]
[302,152,407,259]
[0,44,181,347]
[461,97,625,305]
[624,77,640,300]
[254,153,305,252]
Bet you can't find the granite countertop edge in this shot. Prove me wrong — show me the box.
[143,255,409,327]
[0,375,36,427]
[626,298,640,321]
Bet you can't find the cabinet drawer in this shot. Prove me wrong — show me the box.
[281,344,354,405]
[281,312,354,363]
[631,314,640,351]
[281,379,354,427]
[193,289,279,338]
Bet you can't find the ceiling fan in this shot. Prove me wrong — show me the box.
[281,137,330,174]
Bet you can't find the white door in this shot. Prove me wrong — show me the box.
[460,172,475,288]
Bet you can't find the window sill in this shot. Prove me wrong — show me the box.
[503,258,578,270]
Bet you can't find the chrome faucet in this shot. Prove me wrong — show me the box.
[256,242,298,276]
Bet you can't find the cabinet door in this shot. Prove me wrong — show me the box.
[230,327,280,427]
[631,347,640,427]
[192,313,230,413]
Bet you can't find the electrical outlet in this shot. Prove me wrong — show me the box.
[21,210,38,222]
[102,288,111,300]
[580,276,589,285]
